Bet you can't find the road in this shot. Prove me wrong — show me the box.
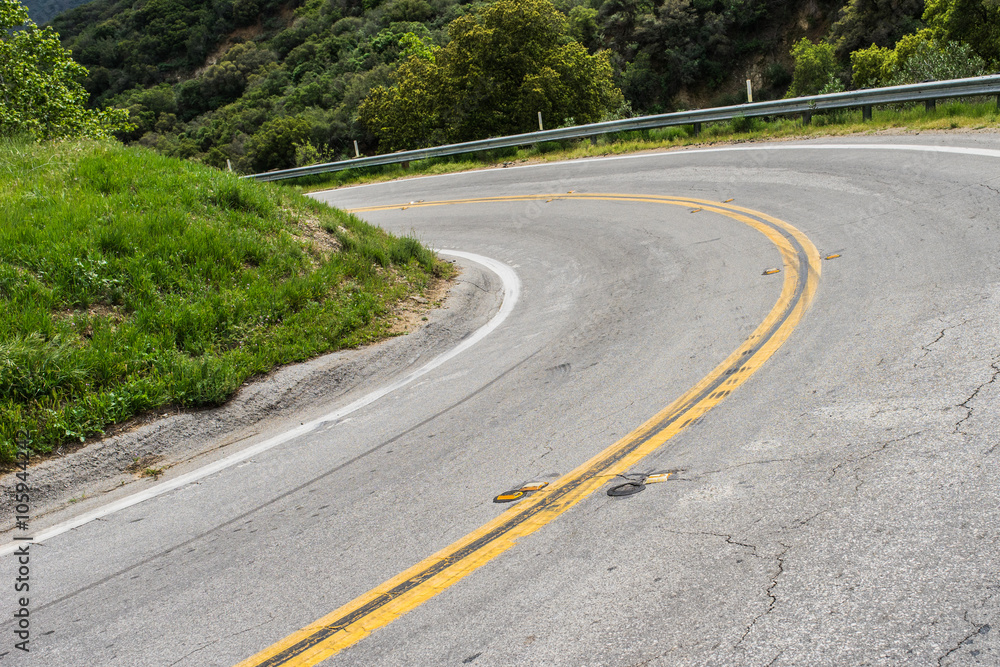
[2,136,1000,666]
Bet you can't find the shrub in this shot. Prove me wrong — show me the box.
[786,39,840,98]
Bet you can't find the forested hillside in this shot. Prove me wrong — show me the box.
[45,0,995,173]
[22,0,87,25]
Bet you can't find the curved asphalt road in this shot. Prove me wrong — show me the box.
[2,135,1000,666]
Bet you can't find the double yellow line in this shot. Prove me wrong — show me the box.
[236,194,821,666]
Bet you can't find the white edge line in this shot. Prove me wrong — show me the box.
[313,142,1000,195]
[0,250,519,557]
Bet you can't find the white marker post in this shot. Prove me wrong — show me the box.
[354,140,360,157]
[747,79,753,103]
[538,111,543,131]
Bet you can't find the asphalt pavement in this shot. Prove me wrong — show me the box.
[2,136,999,666]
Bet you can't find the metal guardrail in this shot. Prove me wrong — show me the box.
[248,74,1000,182]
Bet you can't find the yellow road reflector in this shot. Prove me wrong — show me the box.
[724,198,734,203]
[567,190,575,193]
[519,481,549,492]
[401,206,408,210]
[545,199,553,203]
[762,268,781,275]
[690,208,702,213]
[644,472,672,484]
[493,491,525,503]
[824,253,841,260]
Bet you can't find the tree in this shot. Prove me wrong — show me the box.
[0,0,131,140]
[829,0,925,60]
[850,32,986,88]
[358,0,623,151]
[244,116,312,172]
[567,5,600,52]
[786,39,840,98]
[850,44,896,88]
[922,0,1000,66]
[356,56,441,151]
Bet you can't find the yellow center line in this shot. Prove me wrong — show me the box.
[236,194,821,667]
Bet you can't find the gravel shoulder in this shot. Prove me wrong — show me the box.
[0,256,500,534]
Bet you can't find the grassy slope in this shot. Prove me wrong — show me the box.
[0,138,450,464]
[288,99,1000,192]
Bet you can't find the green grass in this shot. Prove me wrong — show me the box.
[0,138,451,464]
[285,99,1000,193]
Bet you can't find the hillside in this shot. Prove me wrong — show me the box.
[22,0,88,25]
[45,0,934,173]
[0,137,449,463]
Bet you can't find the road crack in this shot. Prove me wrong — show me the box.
[701,458,799,475]
[981,182,1000,197]
[661,529,759,556]
[918,320,969,362]
[736,544,788,646]
[457,276,491,294]
[828,430,925,485]
[166,616,277,666]
[953,356,1000,436]
[937,610,992,666]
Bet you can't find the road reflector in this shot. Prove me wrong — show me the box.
[644,472,672,484]
[724,198,734,203]
[519,481,549,492]
[824,253,841,260]
[546,199,553,203]
[690,208,702,213]
[567,190,575,193]
[401,206,408,210]
[762,268,780,275]
[608,481,645,497]
[494,491,525,503]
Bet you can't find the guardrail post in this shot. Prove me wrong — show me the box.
[925,98,936,111]
[803,111,812,126]
[693,122,702,136]
[862,105,872,121]
[401,160,410,170]
[590,135,598,146]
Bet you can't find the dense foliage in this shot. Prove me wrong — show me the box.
[0,137,446,462]
[48,0,851,172]
[50,0,289,106]
[850,30,986,88]
[40,0,999,172]
[922,0,1000,66]
[792,0,995,95]
[22,0,89,26]
[0,0,130,140]
[828,0,924,60]
[358,0,623,149]
[786,38,842,97]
